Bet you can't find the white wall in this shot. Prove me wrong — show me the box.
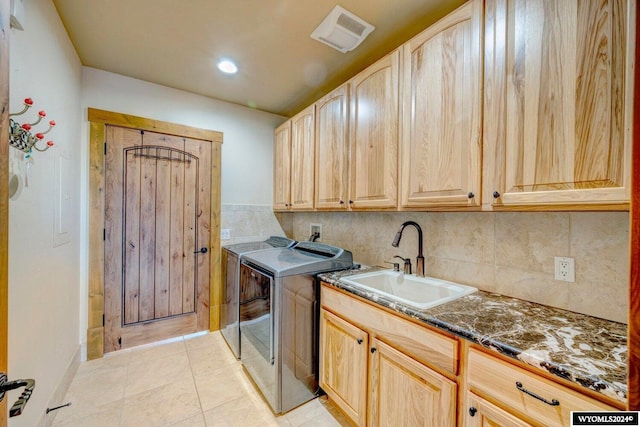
[81,67,287,205]
[8,0,83,425]
[79,67,286,355]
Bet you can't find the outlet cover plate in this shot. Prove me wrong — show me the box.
[554,256,575,282]
[221,228,231,240]
[310,223,322,241]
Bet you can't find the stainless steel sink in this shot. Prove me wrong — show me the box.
[341,270,477,310]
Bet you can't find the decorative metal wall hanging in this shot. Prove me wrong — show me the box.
[9,97,56,154]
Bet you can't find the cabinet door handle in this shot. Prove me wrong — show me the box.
[370,347,377,353]
[467,192,475,199]
[468,407,477,417]
[357,338,363,345]
[515,381,559,406]
[493,191,501,199]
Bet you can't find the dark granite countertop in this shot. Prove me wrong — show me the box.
[319,267,628,404]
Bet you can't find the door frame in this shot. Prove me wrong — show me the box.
[1,0,10,423]
[87,108,223,360]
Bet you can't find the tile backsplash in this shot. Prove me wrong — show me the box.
[220,207,629,323]
[288,211,629,324]
[220,204,292,245]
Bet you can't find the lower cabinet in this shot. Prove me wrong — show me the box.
[320,284,621,427]
[465,348,619,426]
[320,309,368,426]
[369,339,456,427]
[467,392,533,427]
[319,285,457,426]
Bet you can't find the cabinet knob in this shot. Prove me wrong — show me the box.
[348,200,353,204]
[370,347,377,353]
[493,191,501,199]
[468,407,477,417]
[467,192,475,199]
[357,338,363,345]
[339,200,345,205]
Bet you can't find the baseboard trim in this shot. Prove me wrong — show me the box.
[39,344,81,426]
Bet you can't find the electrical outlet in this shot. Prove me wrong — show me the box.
[310,223,322,241]
[221,228,231,240]
[554,256,575,282]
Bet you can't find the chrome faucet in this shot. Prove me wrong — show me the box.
[391,221,425,277]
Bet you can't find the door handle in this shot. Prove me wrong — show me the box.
[194,247,208,254]
[0,373,36,417]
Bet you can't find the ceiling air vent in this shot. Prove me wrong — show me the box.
[310,5,375,53]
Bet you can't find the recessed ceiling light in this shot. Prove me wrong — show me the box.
[217,59,238,74]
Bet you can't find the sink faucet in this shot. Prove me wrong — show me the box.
[391,221,425,277]
[393,255,412,274]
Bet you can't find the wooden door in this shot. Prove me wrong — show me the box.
[0,0,9,423]
[400,0,482,209]
[290,105,315,210]
[483,0,634,208]
[273,121,291,210]
[319,309,368,426]
[466,393,533,427]
[104,126,211,351]
[349,50,400,210]
[315,83,350,210]
[368,339,456,427]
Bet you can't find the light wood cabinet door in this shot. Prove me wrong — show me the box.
[320,309,368,426]
[322,284,458,376]
[400,0,483,209]
[466,393,533,427]
[315,84,350,210]
[467,348,618,426]
[483,0,635,209]
[290,105,315,210]
[273,121,291,210]
[349,50,400,210]
[369,339,457,427]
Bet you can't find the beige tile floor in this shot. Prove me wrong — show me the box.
[51,332,351,426]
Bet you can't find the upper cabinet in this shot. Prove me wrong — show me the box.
[273,121,291,210]
[400,0,483,209]
[276,0,634,212]
[290,105,315,210]
[273,105,315,211]
[315,84,350,210]
[483,0,635,209]
[349,50,401,210]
